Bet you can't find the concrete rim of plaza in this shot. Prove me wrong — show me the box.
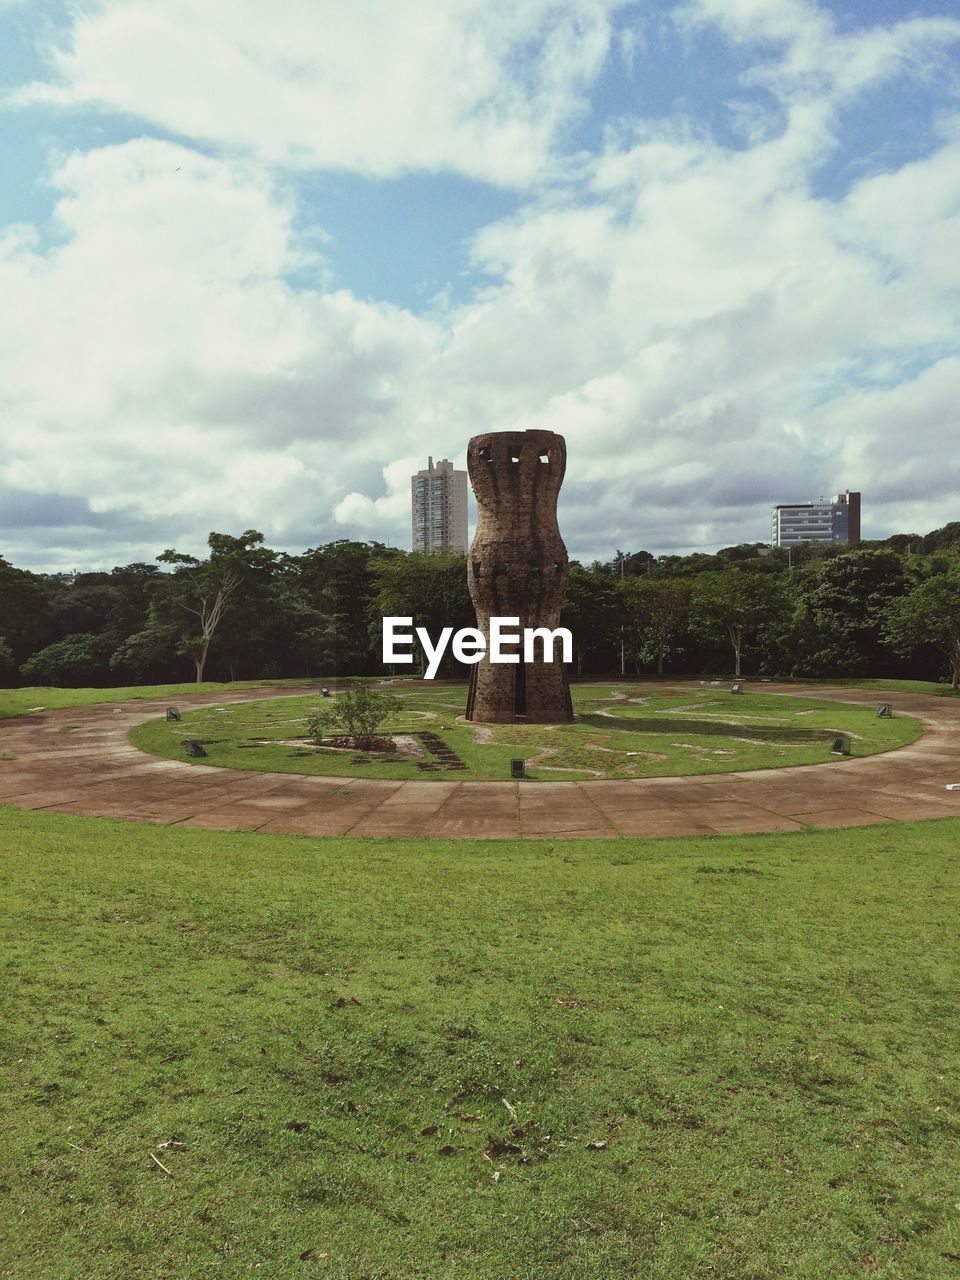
[2,681,959,839]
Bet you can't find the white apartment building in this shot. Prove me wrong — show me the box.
[411,457,468,553]
[771,490,861,548]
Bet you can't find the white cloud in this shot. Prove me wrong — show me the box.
[15,0,624,187]
[678,0,960,106]
[414,90,960,550]
[3,2,960,567]
[334,458,422,530]
[810,356,960,504]
[5,102,960,564]
[0,138,440,562]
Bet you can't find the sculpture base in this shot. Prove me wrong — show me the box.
[466,661,573,724]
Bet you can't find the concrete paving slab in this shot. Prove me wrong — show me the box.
[785,807,894,828]
[419,819,521,838]
[696,811,806,834]
[253,813,380,836]
[609,814,719,837]
[172,810,280,831]
[8,790,89,809]
[3,680,960,839]
[224,794,323,812]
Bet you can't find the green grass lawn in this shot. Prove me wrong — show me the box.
[0,679,315,722]
[130,684,921,782]
[1,808,959,1278]
[799,678,960,697]
[2,675,953,729]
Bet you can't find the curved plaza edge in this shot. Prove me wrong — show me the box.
[2,682,959,839]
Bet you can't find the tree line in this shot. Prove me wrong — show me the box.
[3,523,960,688]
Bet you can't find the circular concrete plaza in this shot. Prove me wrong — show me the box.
[2,682,959,839]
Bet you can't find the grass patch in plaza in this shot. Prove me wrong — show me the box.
[130,683,921,782]
[1,807,959,1278]
[809,678,960,697]
[0,679,313,722]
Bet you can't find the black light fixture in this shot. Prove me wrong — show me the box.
[510,758,525,779]
[730,681,743,694]
[877,703,892,718]
[166,707,181,721]
[184,739,207,758]
[831,735,851,756]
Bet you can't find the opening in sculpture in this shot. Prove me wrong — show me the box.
[465,429,574,723]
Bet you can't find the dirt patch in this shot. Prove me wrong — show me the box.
[255,734,420,756]
[326,735,396,751]
[417,732,467,771]
[523,745,605,778]
[655,702,718,715]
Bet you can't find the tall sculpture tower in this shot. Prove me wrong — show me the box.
[465,429,573,723]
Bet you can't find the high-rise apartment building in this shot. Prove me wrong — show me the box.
[411,456,468,553]
[771,490,861,548]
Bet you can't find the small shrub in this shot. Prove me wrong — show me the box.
[305,685,399,750]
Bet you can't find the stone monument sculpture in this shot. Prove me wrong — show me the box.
[465,429,573,723]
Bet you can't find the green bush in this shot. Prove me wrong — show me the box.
[19,632,112,686]
[305,684,399,749]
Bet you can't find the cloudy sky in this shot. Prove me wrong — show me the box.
[1,0,958,571]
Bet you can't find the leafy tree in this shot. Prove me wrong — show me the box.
[13,515,960,689]
[882,533,921,555]
[279,582,344,678]
[650,551,723,579]
[598,548,656,577]
[105,563,165,638]
[716,542,772,562]
[920,522,960,555]
[296,541,393,675]
[0,557,52,666]
[622,576,693,674]
[237,565,344,680]
[153,531,277,682]
[20,633,113,686]
[793,548,909,676]
[690,570,790,678]
[305,685,399,749]
[108,623,181,683]
[561,568,621,675]
[883,574,960,689]
[370,550,472,676]
[0,635,14,683]
[47,583,121,638]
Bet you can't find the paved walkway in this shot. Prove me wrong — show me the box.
[2,683,960,839]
